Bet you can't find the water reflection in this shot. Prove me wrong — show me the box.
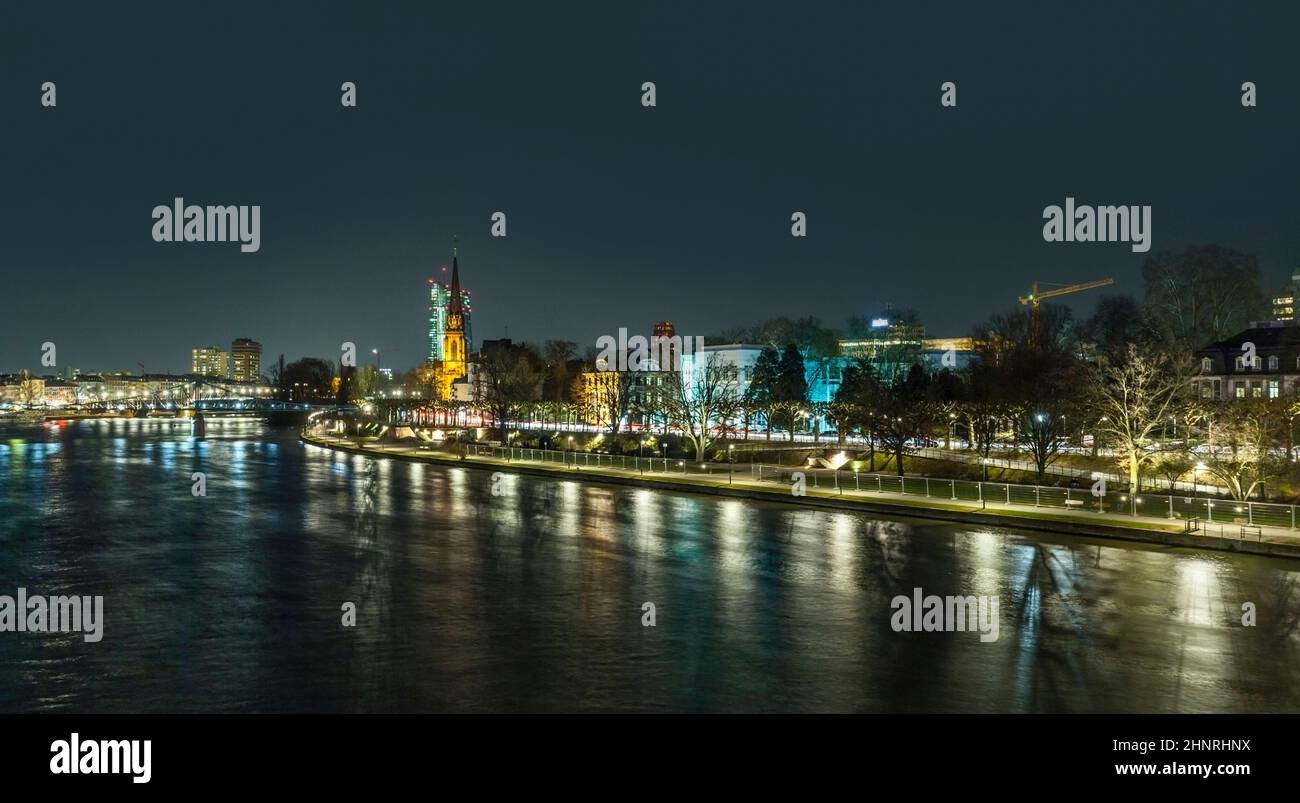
[0,421,1297,713]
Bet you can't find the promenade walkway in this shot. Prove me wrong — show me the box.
[301,432,1300,556]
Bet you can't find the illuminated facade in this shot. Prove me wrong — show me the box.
[428,273,473,363]
[1272,270,1300,322]
[841,315,924,358]
[434,247,469,400]
[1274,293,1294,322]
[841,311,926,382]
[1194,322,1300,400]
[0,374,45,407]
[578,369,622,429]
[231,338,262,382]
[192,345,229,378]
[1,373,274,409]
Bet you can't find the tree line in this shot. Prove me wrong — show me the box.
[362,244,1298,500]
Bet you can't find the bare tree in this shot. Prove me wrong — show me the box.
[974,304,1081,482]
[960,361,1014,480]
[477,342,543,440]
[865,364,941,477]
[662,353,740,462]
[1091,344,1185,493]
[1142,245,1266,354]
[1200,397,1284,501]
[588,370,637,434]
[17,370,41,408]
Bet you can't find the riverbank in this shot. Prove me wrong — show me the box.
[300,431,1300,560]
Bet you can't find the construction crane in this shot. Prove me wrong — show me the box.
[1018,277,1114,346]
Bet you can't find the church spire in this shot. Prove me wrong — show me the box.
[436,237,468,400]
[447,237,463,318]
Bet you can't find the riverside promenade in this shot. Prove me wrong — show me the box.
[300,430,1300,560]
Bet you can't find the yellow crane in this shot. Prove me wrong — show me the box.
[1018,277,1114,346]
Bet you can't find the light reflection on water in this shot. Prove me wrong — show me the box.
[0,420,1297,713]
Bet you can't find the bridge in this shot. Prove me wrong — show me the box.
[51,377,334,421]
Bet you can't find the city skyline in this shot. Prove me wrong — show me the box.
[4,0,1299,761]
[0,245,1292,377]
[4,3,1300,374]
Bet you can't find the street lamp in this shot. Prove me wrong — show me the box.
[728,443,735,484]
[1092,415,1109,458]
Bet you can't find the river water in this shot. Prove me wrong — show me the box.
[0,419,1297,713]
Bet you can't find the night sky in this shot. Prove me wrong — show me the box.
[2,1,1298,374]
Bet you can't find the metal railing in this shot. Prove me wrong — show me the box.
[908,446,1222,495]
[464,444,1298,531]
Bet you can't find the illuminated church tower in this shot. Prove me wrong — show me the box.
[436,242,468,399]
[428,270,472,363]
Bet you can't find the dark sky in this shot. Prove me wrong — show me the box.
[3,1,1299,374]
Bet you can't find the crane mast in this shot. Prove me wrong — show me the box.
[1017,277,1115,347]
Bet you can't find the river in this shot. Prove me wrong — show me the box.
[1,419,1297,712]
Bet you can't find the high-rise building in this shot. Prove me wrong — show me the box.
[428,269,473,363]
[231,338,262,382]
[192,345,229,378]
[1273,269,1300,322]
[840,308,925,382]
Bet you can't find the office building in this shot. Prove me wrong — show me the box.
[231,338,262,382]
[192,346,229,378]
